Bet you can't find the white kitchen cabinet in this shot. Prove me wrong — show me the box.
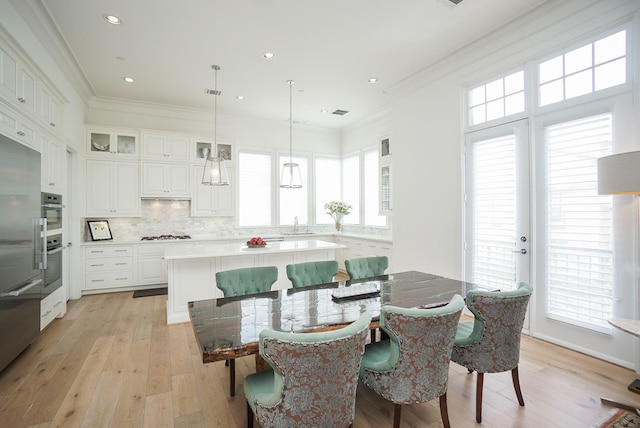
[87,128,138,158]
[192,137,234,164]
[36,82,63,134]
[83,245,134,291]
[86,160,141,217]
[335,236,393,273]
[40,132,65,193]
[141,162,190,198]
[190,164,234,216]
[136,243,168,285]
[16,63,37,117]
[41,286,65,330]
[141,131,190,161]
[379,163,392,214]
[0,103,37,150]
[0,43,18,103]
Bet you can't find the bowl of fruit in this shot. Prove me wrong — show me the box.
[246,237,267,248]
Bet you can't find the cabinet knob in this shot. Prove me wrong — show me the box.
[17,131,25,136]
[18,97,26,103]
[50,122,56,127]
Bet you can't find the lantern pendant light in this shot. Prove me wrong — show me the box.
[280,80,303,189]
[202,65,229,186]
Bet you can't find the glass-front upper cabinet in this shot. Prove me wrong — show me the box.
[87,128,138,158]
[379,133,392,215]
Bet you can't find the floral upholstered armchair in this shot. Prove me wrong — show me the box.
[244,312,371,428]
[451,282,533,423]
[358,295,464,428]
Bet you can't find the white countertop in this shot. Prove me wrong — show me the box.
[164,239,344,260]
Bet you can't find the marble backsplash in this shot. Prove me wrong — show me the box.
[84,200,391,242]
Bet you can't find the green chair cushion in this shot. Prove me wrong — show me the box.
[286,260,339,287]
[345,256,388,280]
[215,266,278,297]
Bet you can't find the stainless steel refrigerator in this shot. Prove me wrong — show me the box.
[0,133,43,372]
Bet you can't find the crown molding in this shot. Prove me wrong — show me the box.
[10,0,94,105]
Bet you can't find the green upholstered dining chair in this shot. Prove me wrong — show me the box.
[451,282,533,423]
[286,260,339,288]
[358,295,464,428]
[345,256,388,281]
[215,266,278,396]
[244,312,371,428]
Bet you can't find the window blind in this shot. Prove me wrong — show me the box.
[544,114,613,328]
[238,151,271,226]
[469,134,518,290]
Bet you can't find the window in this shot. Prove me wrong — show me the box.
[364,149,386,226]
[238,151,271,226]
[543,114,613,329]
[539,30,627,106]
[468,70,525,126]
[279,154,308,225]
[315,157,341,225]
[342,154,359,224]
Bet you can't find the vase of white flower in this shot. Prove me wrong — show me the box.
[324,201,351,232]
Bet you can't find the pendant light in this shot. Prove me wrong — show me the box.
[202,65,229,186]
[280,80,303,189]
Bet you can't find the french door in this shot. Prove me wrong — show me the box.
[464,119,530,302]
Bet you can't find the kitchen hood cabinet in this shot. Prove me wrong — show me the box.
[190,164,234,216]
[140,162,190,198]
[86,160,141,217]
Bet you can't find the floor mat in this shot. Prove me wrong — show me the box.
[596,408,640,428]
[132,287,168,298]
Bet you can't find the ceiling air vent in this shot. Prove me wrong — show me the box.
[205,89,222,95]
[332,109,349,116]
[438,0,463,7]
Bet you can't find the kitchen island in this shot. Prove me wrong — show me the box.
[164,239,344,324]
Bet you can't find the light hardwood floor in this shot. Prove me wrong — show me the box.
[0,291,638,428]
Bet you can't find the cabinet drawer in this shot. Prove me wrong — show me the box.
[85,256,133,272]
[85,271,134,289]
[137,243,166,255]
[85,246,132,258]
[41,287,64,330]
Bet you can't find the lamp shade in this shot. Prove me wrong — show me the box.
[597,151,640,195]
[280,162,303,189]
[202,156,229,186]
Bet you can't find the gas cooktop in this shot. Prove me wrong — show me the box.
[141,235,191,241]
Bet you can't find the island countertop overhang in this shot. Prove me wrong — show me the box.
[164,239,344,260]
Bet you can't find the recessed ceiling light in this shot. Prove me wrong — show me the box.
[123,77,134,83]
[368,78,378,83]
[116,56,126,61]
[263,52,274,60]
[236,95,244,100]
[104,14,121,25]
[321,109,329,114]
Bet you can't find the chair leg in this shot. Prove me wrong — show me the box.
[393,403,402,428]
[370,329,376,343]
[230,358,236,396]
[475,372,484,423]
[225,359,229,367]
[511,366,525,406]
[439,393,451,428]
[247,402,254,428]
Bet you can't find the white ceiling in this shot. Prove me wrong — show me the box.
[31,0,548,129]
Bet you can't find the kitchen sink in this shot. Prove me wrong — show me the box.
[281,232,316,235]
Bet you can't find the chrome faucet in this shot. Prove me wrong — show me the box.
[293,216,298,233]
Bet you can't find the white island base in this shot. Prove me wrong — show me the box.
[164,239,343,324]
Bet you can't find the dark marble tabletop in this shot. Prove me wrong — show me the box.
[188,271,497,363]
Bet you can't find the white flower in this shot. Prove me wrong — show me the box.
[324,200,351,220]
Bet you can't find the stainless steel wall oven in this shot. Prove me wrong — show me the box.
[41,192,63,232]
[42,234,63,298]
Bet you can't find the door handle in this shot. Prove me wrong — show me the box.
[512,249,527,255]
[1,278,42,297]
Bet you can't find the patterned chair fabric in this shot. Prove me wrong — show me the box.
[451,282,533,423]
[345,256,388,281]
[359,295,464,428]
[286,260,339,288]
[214,266,278,397]
[215,266,278,297]
[244,312,371,428]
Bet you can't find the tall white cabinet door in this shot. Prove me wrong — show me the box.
[114,162,140,215]
[0,45,17,102]
[190,165,234,216]
[40,133,65,193]
[86,160,113,215]
[166,164,189,195]
[141,163,167,195]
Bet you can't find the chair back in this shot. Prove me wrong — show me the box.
[452,282,533,373]
[215,266,278,297]
[360,295,464,404]
[286,260,339,287]
[345,256,388,280]
[252,312,371,428]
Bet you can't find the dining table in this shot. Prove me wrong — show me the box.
[188,271,498,366]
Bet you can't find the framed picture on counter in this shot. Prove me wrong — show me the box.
[87,220,113,241]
